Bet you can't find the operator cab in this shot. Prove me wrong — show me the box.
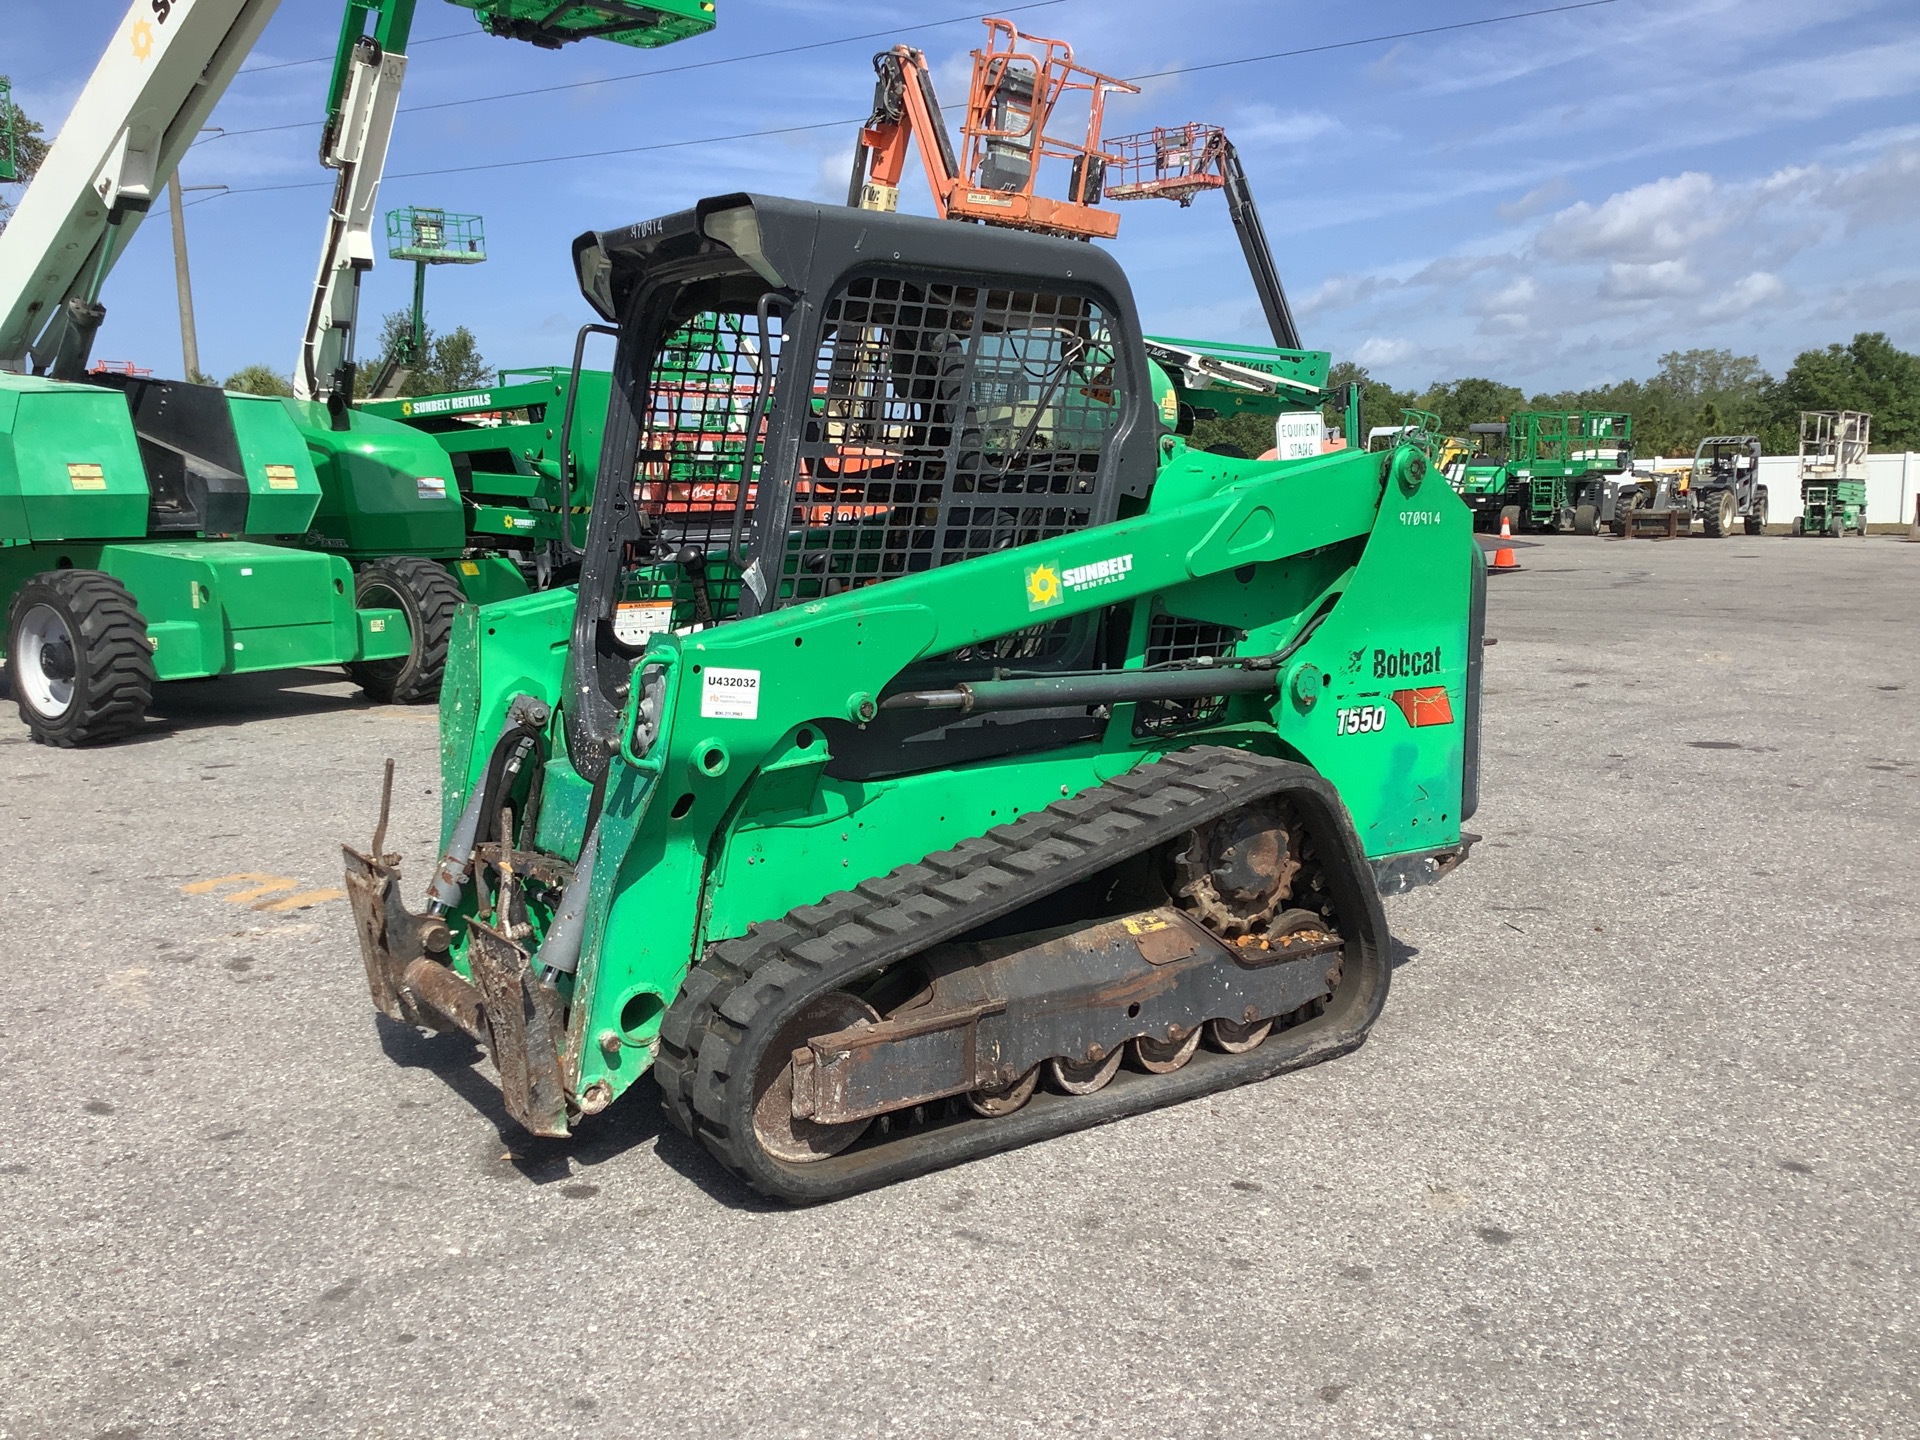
[1466,422,1509,466]
[561,193,1160,779]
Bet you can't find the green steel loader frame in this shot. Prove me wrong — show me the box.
[1448,411,1632,534]
[344,194,1483,1201]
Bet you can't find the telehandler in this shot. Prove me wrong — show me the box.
[345,194,1485,1200]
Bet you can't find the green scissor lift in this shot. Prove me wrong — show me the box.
[1794,410,1871,537]
[1449,410,1633,533]
[1510,410,1633,533]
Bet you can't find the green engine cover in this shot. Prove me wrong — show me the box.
[226,391,325,538]
[0,375,149,541]
[282,398,467,561]
[359,367,612,555]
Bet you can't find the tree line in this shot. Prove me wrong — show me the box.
[217,311,493,399]
[1270,334,1920,459]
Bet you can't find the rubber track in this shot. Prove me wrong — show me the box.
[654,745,1391,1202]
[10,570,154,747]
[349,555,464,705]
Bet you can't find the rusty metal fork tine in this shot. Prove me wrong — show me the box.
[372,758,395,858]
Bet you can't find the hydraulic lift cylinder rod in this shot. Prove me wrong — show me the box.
[881,667,1280,715]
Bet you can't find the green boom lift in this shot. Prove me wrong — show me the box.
[370,205,488,400]
[357,362,614,592]
[0,0,717,745]
[344,194,1484,1201]
[0,0,437,746]
[293,0,717,614]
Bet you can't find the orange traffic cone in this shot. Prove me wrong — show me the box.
[1489,511,1521,573]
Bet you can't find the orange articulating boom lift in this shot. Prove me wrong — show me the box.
[847,17,1138,239]
[1102,122,1302,349]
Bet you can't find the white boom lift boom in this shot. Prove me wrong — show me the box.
[0,0,283,380]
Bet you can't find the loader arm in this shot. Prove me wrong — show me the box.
[0,0,284,379]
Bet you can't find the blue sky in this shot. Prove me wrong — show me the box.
[5,0,1918,392]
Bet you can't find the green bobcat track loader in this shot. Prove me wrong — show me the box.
[346,195,1485,1201]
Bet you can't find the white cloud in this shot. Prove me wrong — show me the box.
[1601,260,1704,302]
[1353,336,1415,367]
[1536,173,1723,265]
[1301,123,1920,388]
[1226,104,1342,149]
[1476,276,1539,314]
[1298,272,1397,314]
[1498,179,1572,222]
[1699,271,1786,320]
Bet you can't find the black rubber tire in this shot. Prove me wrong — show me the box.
[345,556,464,704]
[1827,514,1843,539]
[1574,503,1598,535]
[1743,493,1767,536]
[5,569,154,747]
[1703,490,1735,537]
[1499,503,1521,534]
[1791,517,1804,537]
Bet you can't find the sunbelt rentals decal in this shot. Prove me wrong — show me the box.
[400,392,495,418]
[1026,553,1135,611]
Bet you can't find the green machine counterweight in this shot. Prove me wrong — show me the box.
[344,194,1483,1202]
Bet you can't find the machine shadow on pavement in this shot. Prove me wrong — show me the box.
[1,665,379,745]
[374,1013,778,1209]
[144,667,383,730]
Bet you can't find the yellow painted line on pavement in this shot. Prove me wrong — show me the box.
[255,888,346,913]
[182,872,287,896]
[181,873,345,913]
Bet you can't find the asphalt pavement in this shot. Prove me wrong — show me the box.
[1,534,1916,1438]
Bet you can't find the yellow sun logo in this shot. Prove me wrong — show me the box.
[1025,563,1062,610]
[131,19,155,61]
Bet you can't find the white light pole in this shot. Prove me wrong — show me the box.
[168,178,227,381]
